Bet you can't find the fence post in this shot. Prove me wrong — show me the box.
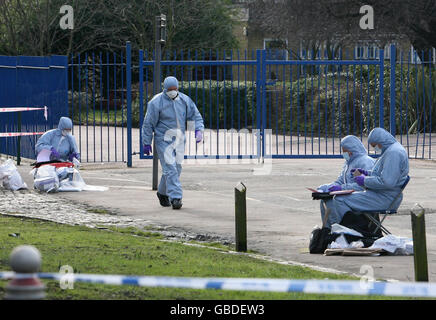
[379,48,385,129]
[126,42,133,168]
[152,15,166,190]
[5,246,46,300]
[235,182,247,252]
[16,111,21,166]
[390,44,396,136]
[411,205,429,282]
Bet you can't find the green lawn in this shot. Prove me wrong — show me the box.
[0,215,414,300]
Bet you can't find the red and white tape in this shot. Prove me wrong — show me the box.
[0,106,48,120]
[0,132,44,138]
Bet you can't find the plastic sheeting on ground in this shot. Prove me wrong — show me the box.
[31,164,108,193]
[369,235,414,255]
[0,159,28,191]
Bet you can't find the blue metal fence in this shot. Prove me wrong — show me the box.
[138,48,260,160]
[1,43,434,163]
[0,55,68,160]
[259,48,386,158]
[394,46,435,159]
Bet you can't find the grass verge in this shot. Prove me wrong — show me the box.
[0,215,415,300]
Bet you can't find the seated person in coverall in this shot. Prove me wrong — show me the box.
[35,117,80,162]
[141,76,204,210]
[317,135,375,228]
[332,128,409,226]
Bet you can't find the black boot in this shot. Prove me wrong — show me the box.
[171,198,183,210]
[157,192,171,207]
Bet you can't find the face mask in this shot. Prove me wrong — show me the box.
[342,152,350,161]
[62,130,71,137]
[166,90,178,99]
[374,145,382,153]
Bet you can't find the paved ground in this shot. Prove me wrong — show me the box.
[4,156,436,282]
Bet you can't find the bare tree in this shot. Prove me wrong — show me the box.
[248,0,436,59]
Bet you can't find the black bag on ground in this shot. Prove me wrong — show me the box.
[309,227,339,254]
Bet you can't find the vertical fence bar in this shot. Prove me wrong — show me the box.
[390,44,397,137]
[352,51,357,136]
[337,61,341,150]
[303,60,307,155]
[345,50,350,136]
[415,51,419,158]
[85,53,89,163]
[92,53,96,162]
[126,42,132,167]
[106,52,110,162]
[113,52,117,162]
[317,57,321,155]
[99,52,103,162]
[310,63,314,155]
[331,63,335,154]
[399,51,404,145]
[78,53,82,154]
[429,49,433,159]
[379,49,385,128]
[422,50,426,159]
[289,51,293,155]
[261,50,267,159]
[405,51,411,156]
[70,55,74,135]
[139,50,144,158]
[121,51,125,163]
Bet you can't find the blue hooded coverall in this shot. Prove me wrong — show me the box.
[332,128,409,225]
[141,77,204,201]
[35,117,80,161]
[318,135,375,227]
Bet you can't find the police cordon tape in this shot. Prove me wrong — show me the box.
[0,106,48,120]
[0,132,44,137]
[1,272,436,298]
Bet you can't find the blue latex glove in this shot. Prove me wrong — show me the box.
[355,175,365,187]
[328,185,342,192]
[195,130,203,143]
[50,147,60,160]
[143,144,152,155]
[351,168,369,176]
[68,152,79,162]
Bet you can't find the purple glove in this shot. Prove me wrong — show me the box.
[195,130,203,143]
[351,168,369,176]
[50,147,60,160]
[68,152,79,162]
[355,175,365,187]
[328,185,342,192]
[143,144,152,155]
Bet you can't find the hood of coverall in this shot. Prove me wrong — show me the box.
[368,127,397,154]
[58,117,73,131]
[340,135,368,163]
[163,76,179,93]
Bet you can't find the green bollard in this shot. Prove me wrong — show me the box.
[411,204,429,282]
[235,182,247,252]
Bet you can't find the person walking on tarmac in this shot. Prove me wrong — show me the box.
[141,76,204,210]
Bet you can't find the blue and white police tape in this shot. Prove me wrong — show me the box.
[1,272,436,298]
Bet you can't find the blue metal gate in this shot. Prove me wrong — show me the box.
[136,47,391,162]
